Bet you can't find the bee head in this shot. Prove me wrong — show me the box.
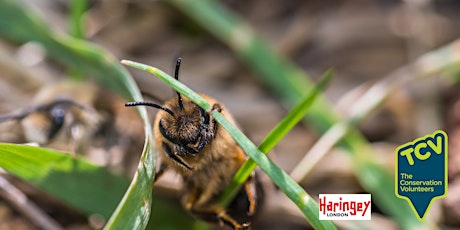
[125,58,217,160]
[158,100,213,154]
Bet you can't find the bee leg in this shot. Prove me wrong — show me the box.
[183,188,250,230]
[244,172,257,216]
[216,209,250,230]
[205,103,223,135]
[209,103,223,113]
[189,205,250,230]
[181,186,200,210]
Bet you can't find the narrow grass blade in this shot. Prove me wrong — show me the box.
[218,69,333,208]
[68,0,88,80]
[69,0,87,39]
[122,60,337,230]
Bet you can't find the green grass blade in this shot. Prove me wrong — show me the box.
[218,69,333,208]
[0,144,199,229]
[68,0,88,80]
[258,70,333,152]
[69,0,87,39]
[122,60,337,230]
[0,143,130,219]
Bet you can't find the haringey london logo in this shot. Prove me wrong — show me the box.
[319,194,371,220]
[395,130,448,220]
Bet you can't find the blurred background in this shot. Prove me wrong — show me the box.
[1,0,460,229]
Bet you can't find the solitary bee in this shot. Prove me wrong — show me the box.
[126,58,262,229]
[0,81,100,154]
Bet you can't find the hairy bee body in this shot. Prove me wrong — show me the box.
[152,94,259,229]
[155,95,245,195]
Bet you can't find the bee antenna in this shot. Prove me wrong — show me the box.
[125,102,174,117]
[175,57,184,110]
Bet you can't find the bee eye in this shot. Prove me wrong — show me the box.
[48,107,66,139]
[199,107,210,124]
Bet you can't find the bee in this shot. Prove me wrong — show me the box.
[0,81,100,154]
[126,58,262,229]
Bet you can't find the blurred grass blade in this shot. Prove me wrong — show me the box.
[0,143,129,219]
[122,60,338,230]
[218,69,333,208]
[68,0,88,80]
[258,70,333,152]
[0,0,138,101]
[69,0,87,39]
[164,0,432,228]
[0,1,160,229]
